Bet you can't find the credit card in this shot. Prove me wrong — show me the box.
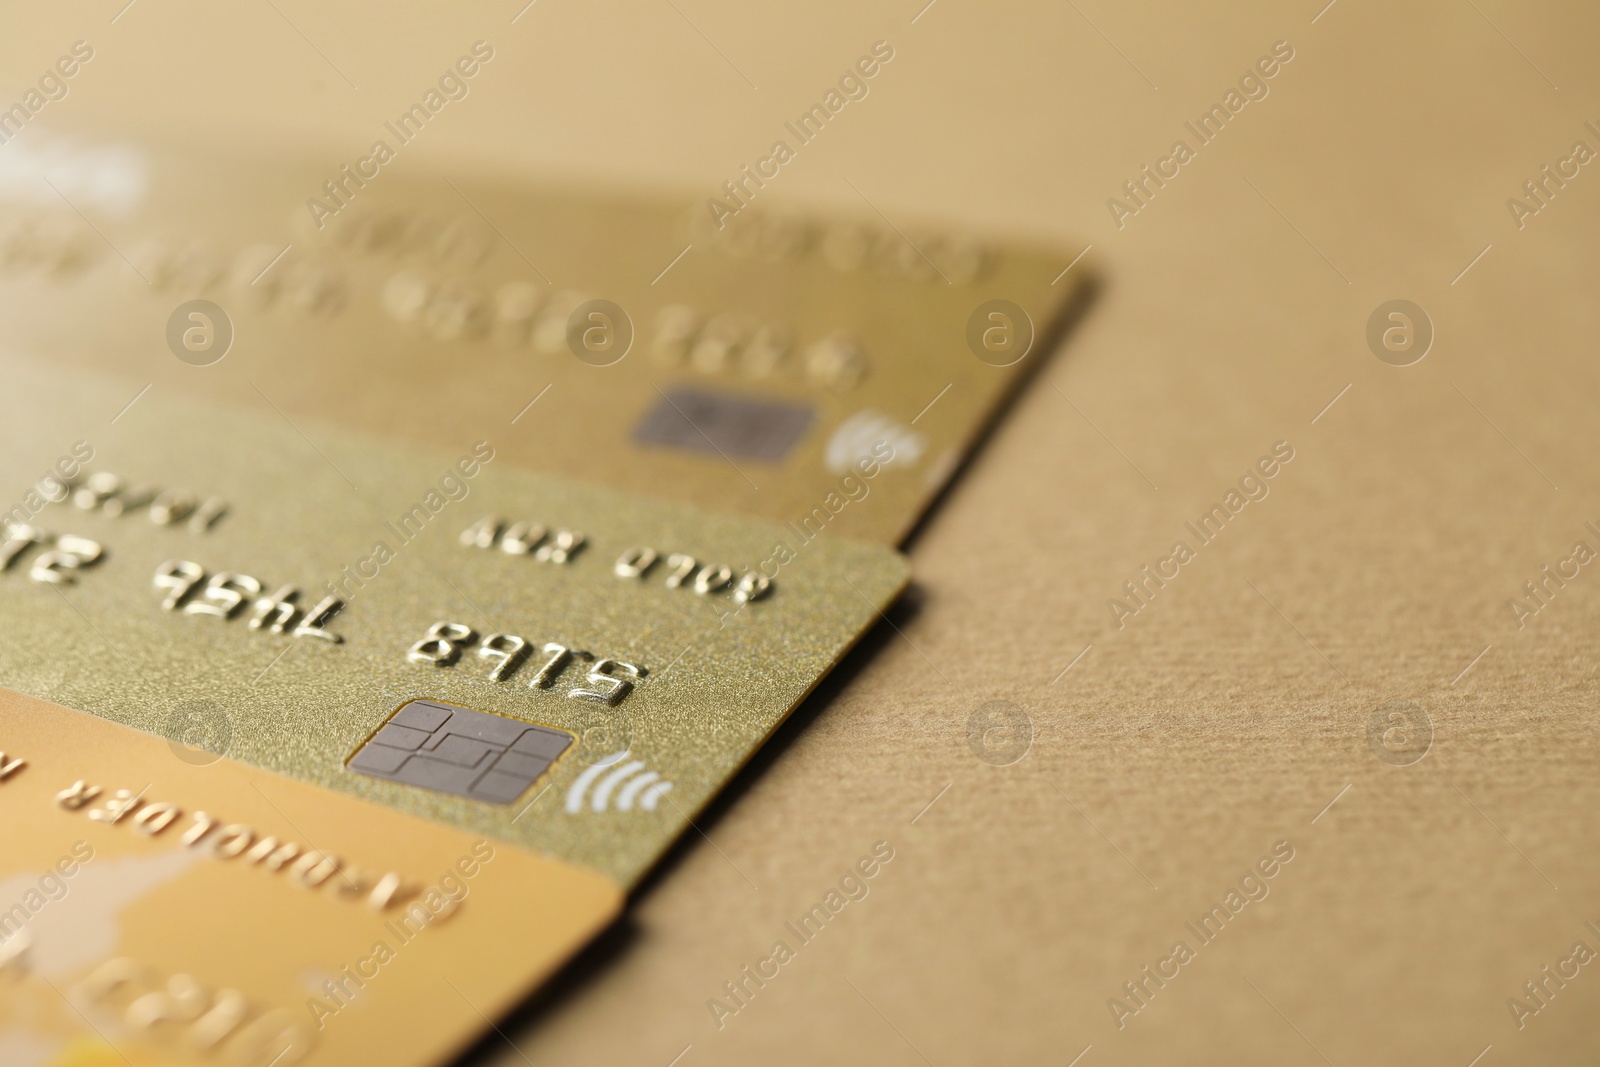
[0,691,621,1067]
[0,128,1088,543]
[0,359,907,883]
[0,360,908,1064]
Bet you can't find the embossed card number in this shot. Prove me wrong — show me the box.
[460,515,584,564]
[154,559,345,642]
[613,545,771,603]
[0,524,103,584]
[71,470,227,531]
[462,518,775,604]
[74,956,311,1067]
[406,621,645,706]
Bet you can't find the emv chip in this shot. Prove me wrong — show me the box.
[633,387,813,462]
[349,699,573,804]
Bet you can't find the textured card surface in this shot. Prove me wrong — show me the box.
[0,128,1087,543]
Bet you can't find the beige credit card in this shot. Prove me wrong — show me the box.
[0,127,1088,543]
[0,126,1087,1066]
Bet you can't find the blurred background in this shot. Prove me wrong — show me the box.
[5,1,1599,1063]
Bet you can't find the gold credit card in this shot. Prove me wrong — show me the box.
[0,128,1087,544]
[0,360,907,886]
[0,360,906,1065]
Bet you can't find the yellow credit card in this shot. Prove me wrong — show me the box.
[0,690,621,1067]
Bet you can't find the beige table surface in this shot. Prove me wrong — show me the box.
[7,1,1599,1063]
